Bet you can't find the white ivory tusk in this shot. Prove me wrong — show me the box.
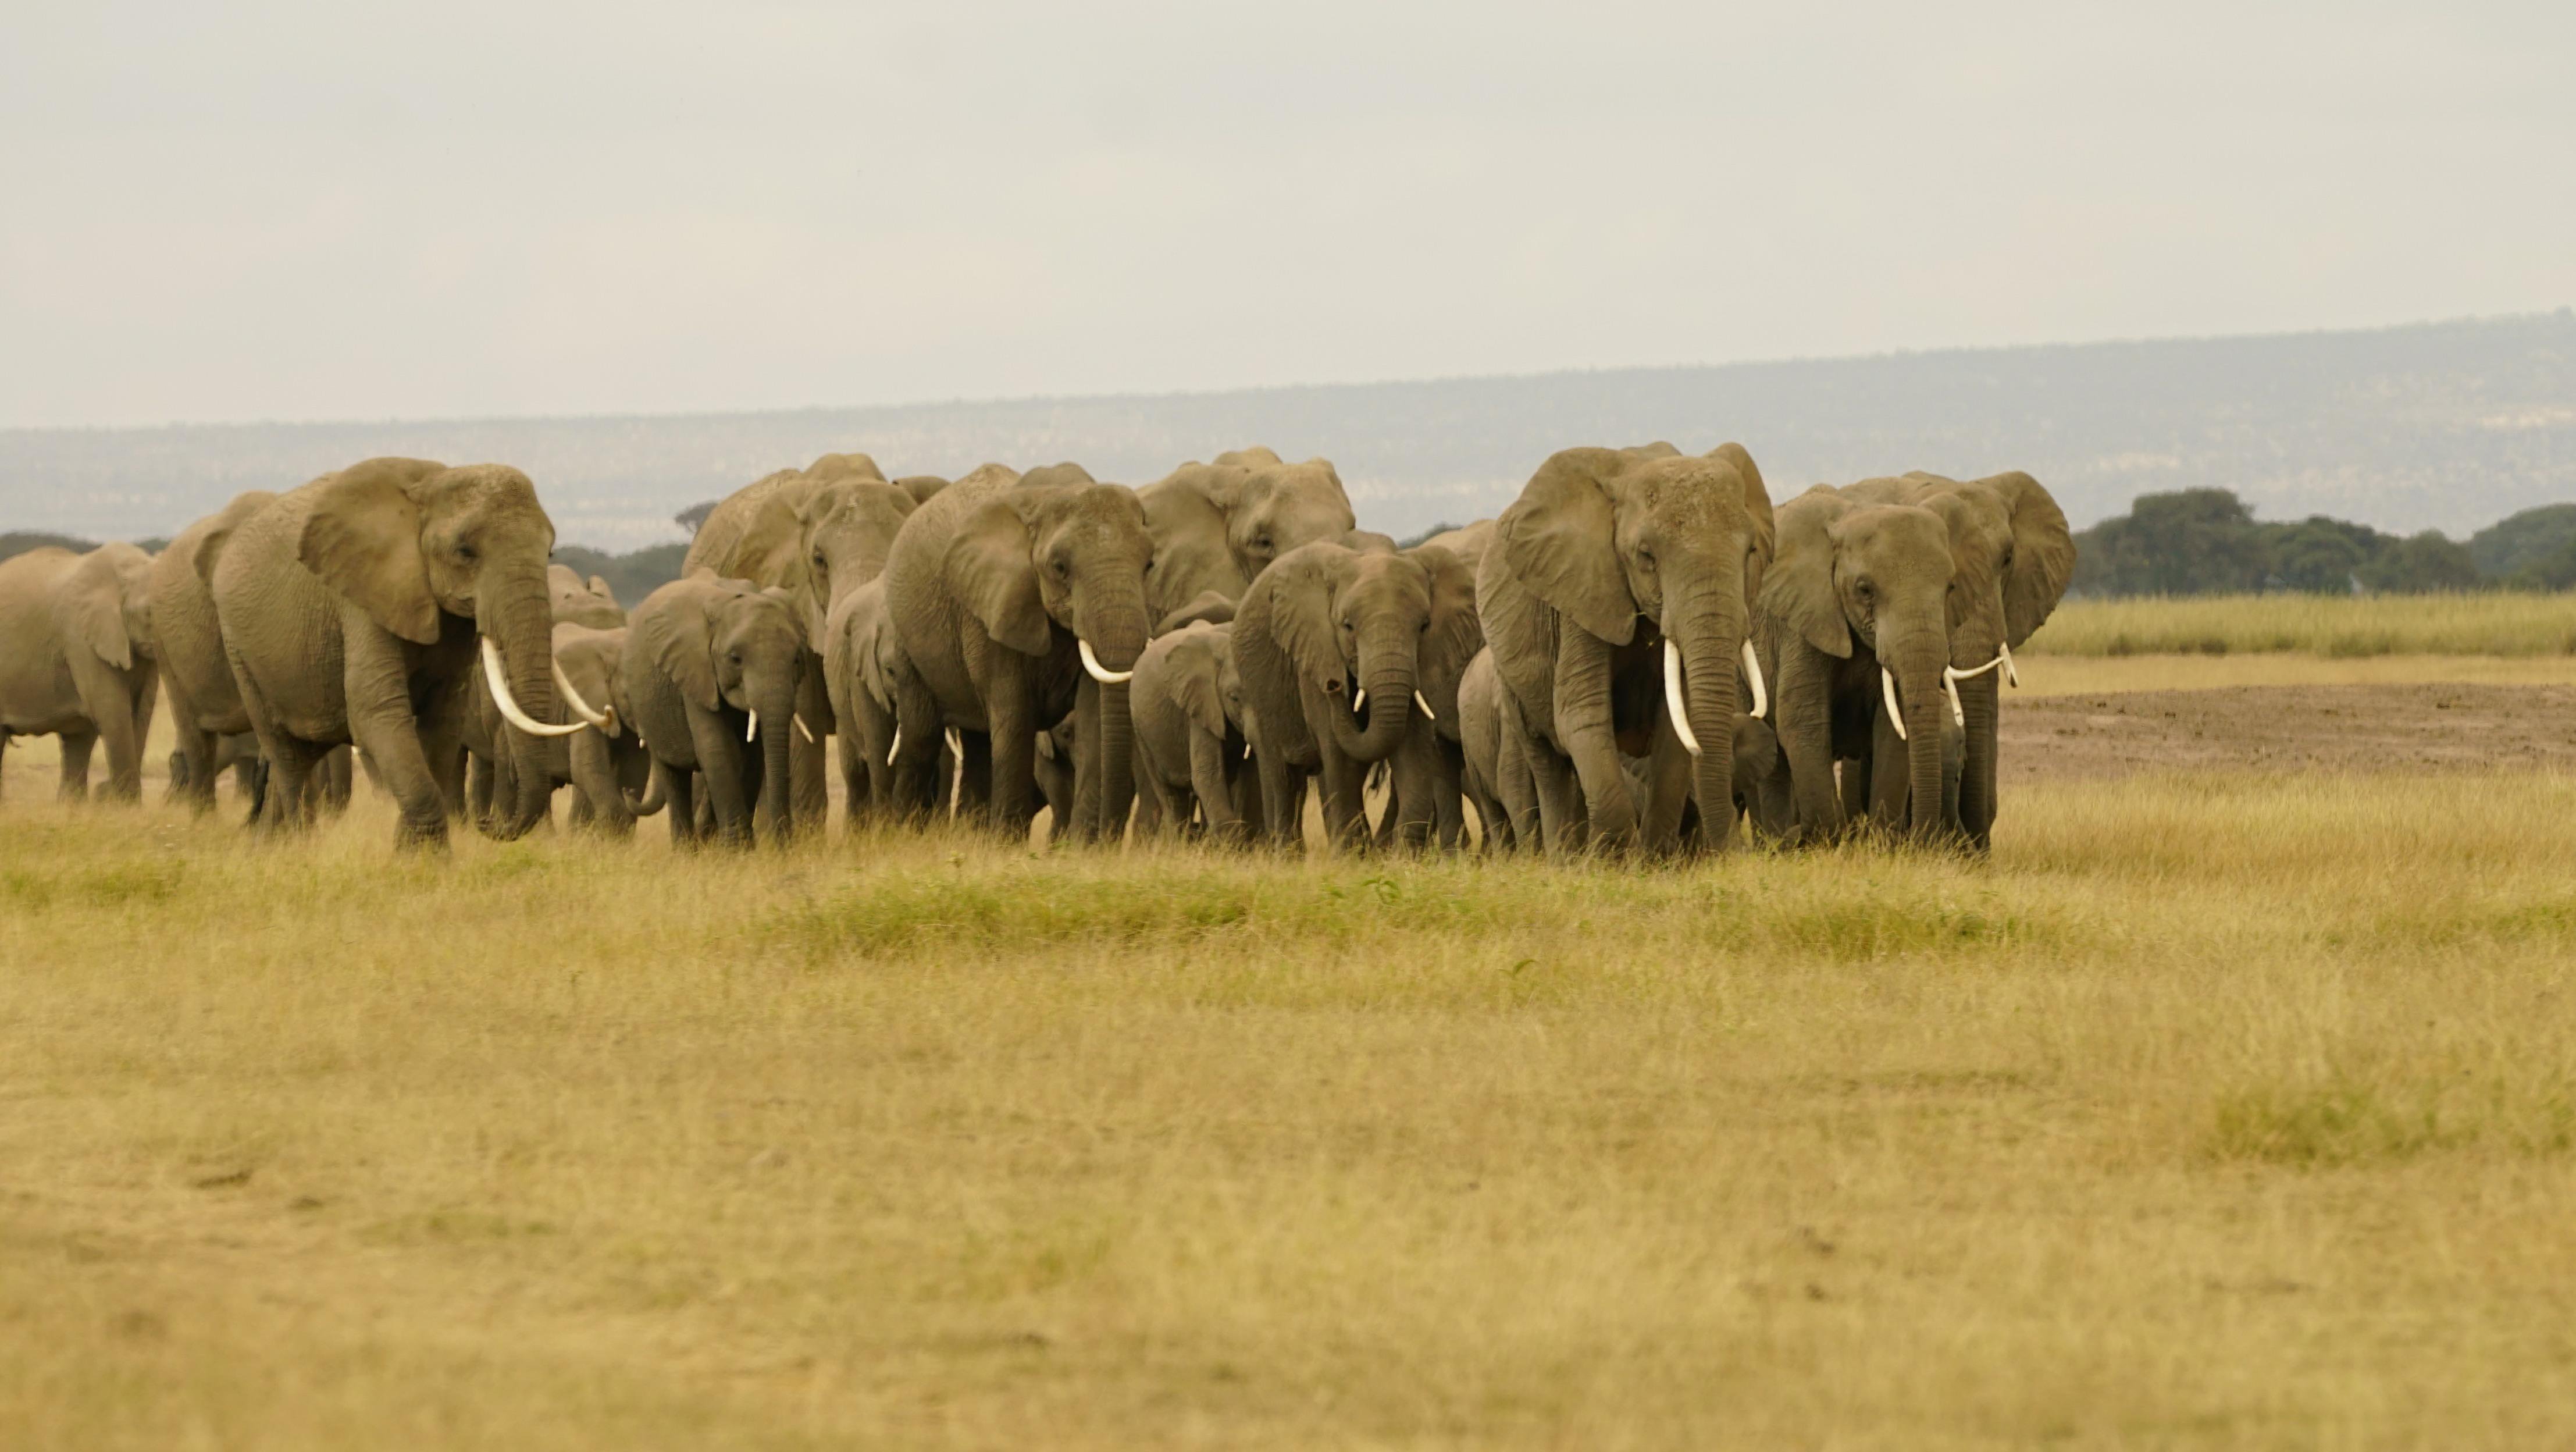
[551,660,612,729]
[1078,638,1132,684]
[2001,639,2019,688]
[886,727,901,766]
[946,728,964,817]
[745,709,758,743]
[481,638,585,738]
[1882,667,1909,741]
[1415,689,1435,721]
[1740,638,1768,720]
[1941,668,1967,727]
[794,713,816,743]
[1663,638,1702,757]
[1352,687,1366,713]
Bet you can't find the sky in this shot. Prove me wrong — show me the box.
[3,1,2571,429]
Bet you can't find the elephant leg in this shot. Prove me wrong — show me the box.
[836,710,872,835]
[1491,712,1539,852]
[1548,632,1634,850]
[1775,646,1845,845]
[338,631,448,848]
[1253,742,1299,849]
[1184,727,1243,846]
[1867,704,1908,832]
[982,667,1040,841]
[1387,728,1442,852]
[1640,718,1696,853]
[662,761,700,846]
[790,663,831,837]
[1064,678,1101,844]
[1432,738,1467,851]
[56,729,97,802]
[465,751,496,827]
[1314,737,1368,853]
[1523,732,1585,857]
[319,745,354,816]
[684,709,753,847]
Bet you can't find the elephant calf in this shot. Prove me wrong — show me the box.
[1128,620,1253,842]
[624,574,808,848]
[0,542,159,802]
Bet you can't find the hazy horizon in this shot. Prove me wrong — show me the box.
[7,3,2573,430]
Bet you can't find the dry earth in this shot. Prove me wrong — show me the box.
[2003,682,2576,783]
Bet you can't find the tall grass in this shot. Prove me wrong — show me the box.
[5,773,2576,1447]
[2027,591,2576,657]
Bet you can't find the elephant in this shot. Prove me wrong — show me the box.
[1136,447,1358,620]
[209,457,578,848]
[151,490,278,814]
[683,452,906,830]
[1234,539,1474,851]
[0,542,159,802]
[1752,485,1968,844]
[821,575,945,826]
[1476,443,1777,856]
[165,732,355,821]
[1362,543,1484,850]
[1873,472,2074,850]
[461,564,633,824]
[1127,620,1253,842]
[623,574,807,847]
[548,564,625,628]
[882,462,1153,844]
[462,621,656,835]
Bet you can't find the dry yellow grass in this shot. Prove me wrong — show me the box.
[2012,652,2576,696]
[5,735,2575,1446]
[2028,592,2576,658]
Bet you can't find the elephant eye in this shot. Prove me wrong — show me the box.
[456,543,478,563]
[1637,549,1656,571]
[1855,578,1876,602]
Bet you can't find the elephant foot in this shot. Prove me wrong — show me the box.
[394,816,451,852]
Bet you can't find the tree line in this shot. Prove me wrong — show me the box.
[2072,492,2576,597]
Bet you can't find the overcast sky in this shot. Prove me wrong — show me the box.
[4,2,2570,429]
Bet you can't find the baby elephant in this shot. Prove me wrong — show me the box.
[624,574,808,847]
[1129,620,1253,842]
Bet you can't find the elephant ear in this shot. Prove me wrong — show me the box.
[1410,544,1484,701]
[639,587,722,711]
[945,494,1053,656]
[1986,472,2076,647]
[1761,487,1854,659]
[1172,629,1230,739]
[298,461,441,645]
[724,489,810,588]
[1712,442,1777,598]
[1264,544,1353,691]
[1497,448,1638,645]
[56,557,133,670]
[589,575,614,599]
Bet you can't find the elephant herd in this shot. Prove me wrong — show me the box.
[0,442,2073,857]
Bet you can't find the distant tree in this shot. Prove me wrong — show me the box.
[2361,531,2482,593]
[0,530,98,564]
[1394,521,1463,550]
[2469,504,2576,579]
[2262,517,2374,593]
[2503,532,2576,591]
[553,542,691,607]
[2074,489,2269,596]
[674,500,719,536]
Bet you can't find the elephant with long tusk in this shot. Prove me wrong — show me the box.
[208,457,571,849]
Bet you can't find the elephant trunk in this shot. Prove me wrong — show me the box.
[1674,608,1744,852]
[1893,636,1948,843]
[1957,668,2000,850]
[482,571,560,839]
[754,680,796,845]
[624,757,668,817]
[1094,679,1134,845]
[1329,625,1417,764]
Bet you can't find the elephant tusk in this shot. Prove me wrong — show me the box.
[1882,667,1908,742]
[1036,730,1056,761]
[1940,669,1967,727]
[1078,638,1133,685]
[482,638,585,738]
[2001,639,2019,688]
[1351,686,1366,713]
[551,660,613,731]
[746,709,758,743]
[794,713,817,743]
[1663,638,1702,758]
[1414,689,1435,722]
[1741,638,1768,720]
[886,727,900,767]
[946,728,964,817]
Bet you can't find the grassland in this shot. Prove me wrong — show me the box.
[5,735,2576,1446]
[2026,592,2576,657]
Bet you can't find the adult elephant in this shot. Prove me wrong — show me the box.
[1476,443,1776,855]
[1137,447,1358,620]
[1234,539,1466,851]
[462,563,632,824]
[623,575,806,847]
[1887,472,2074,850]
[883,463,1153,843]
[1753,486,1964,844]
[152,490,276,814]
[0,542,159,802]
[683,451,895,830]
[465,621,654,835]
[210,457,578,848]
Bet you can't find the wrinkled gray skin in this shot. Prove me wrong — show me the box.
[623,576,806,848]
[1136,447,1358,621]
[1128,620,1252,843]
[1755,485,1968,845]
[1477,443,1776,856]
[464,622,656,836]
[0,543,159,802]
[884,464,1154,844]
[211,458,568,848]
[152,490,275,813]
[1849,472,2075,850]
[683,451,899,831]
[1234,540,1470,852]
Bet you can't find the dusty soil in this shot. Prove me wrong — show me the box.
[2001,682,2576,783]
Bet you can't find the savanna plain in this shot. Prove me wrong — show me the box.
[5,615,2576,1449]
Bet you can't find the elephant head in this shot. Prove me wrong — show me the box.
[1255,540,1458,764]
[551,621,649,834]
[1766,490,1959,840]
[295,458,567,835]
[638,578,808,841]
[59,543,157,671]
[1401,542,1484,738]
[797,479,917,634]
[1138,447,1359,618]
[1897,471,2075,846]
[946,471,1156,832]
[548,564,625,628]
[1495,442,1775,848]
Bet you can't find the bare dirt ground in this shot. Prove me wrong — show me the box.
[2003,682,2576,783]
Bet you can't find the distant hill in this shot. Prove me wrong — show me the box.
[4,311,2571,551]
